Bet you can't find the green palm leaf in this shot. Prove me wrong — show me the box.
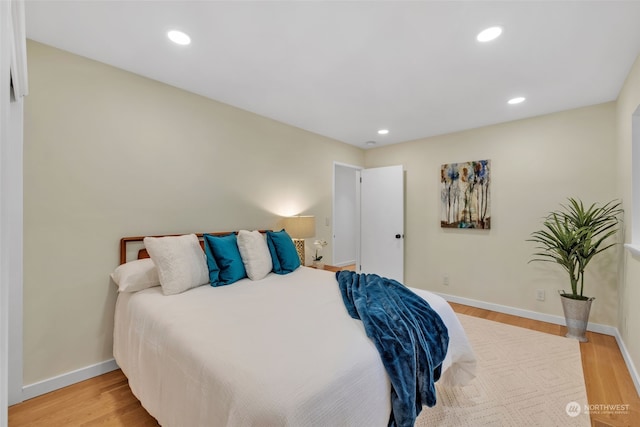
[527,198,622,298]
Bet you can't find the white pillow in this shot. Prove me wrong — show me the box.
[143,234,209,295]
[110,258,160,292]
[237,230,273,281]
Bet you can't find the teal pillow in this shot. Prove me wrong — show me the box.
[202,236,221,286]
[203,233,247,286]
[267,235,282,273]
[266,230,300,274]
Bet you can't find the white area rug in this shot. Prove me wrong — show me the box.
[416,314,590,426]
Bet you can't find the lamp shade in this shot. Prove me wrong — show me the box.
[284,216,315,238]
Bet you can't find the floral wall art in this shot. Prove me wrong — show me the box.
[441,159,491,229]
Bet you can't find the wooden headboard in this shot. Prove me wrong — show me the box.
[119,231,270,264]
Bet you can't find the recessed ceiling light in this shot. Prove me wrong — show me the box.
[477,26,502,42]
[508,97,526,105]
[377,129,389,135]
[167,30,191,45]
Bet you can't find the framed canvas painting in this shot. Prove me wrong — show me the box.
[441,160,491,229]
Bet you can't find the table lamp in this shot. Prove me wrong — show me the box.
[283,215,315,265]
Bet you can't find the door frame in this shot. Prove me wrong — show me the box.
[2,0,27,411]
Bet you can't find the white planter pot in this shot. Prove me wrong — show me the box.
[559,292,594,342]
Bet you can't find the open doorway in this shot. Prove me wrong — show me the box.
[332,163,361,267]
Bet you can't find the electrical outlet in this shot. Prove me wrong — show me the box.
[443,275,449,286]
[536,289,545,301]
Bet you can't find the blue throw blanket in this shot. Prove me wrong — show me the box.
[336,271,449,427]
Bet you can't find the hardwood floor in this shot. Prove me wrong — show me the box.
[8,369,158,427]
[9,303,640,426]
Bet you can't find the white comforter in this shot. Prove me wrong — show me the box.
[114,267,476,427]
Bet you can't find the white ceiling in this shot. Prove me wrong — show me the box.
[24,1,640,148]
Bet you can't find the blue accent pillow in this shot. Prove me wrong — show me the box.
[202,236,221,286]
[203,233,247,286]
[267,235,282,273]
[266,230,300,274]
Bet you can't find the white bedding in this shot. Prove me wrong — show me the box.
[114,266,476,426]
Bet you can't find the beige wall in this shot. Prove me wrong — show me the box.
[23,41,364,385]
[616,53,640,385]
[365,103,619,326]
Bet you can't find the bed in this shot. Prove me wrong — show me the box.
[112,232,476,426]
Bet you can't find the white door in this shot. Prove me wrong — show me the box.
[359,165,404,282]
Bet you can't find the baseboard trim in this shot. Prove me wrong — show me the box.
[435,292,617,335]
[613,329,640,397]
[21,359,119,401]
[437,292,640,397]
[333,260,356,268]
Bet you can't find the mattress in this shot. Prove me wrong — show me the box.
[114,266,476,426]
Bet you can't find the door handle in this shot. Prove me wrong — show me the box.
[395,234,402,239]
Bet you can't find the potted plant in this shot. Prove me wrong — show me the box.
[528,198,622,342]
